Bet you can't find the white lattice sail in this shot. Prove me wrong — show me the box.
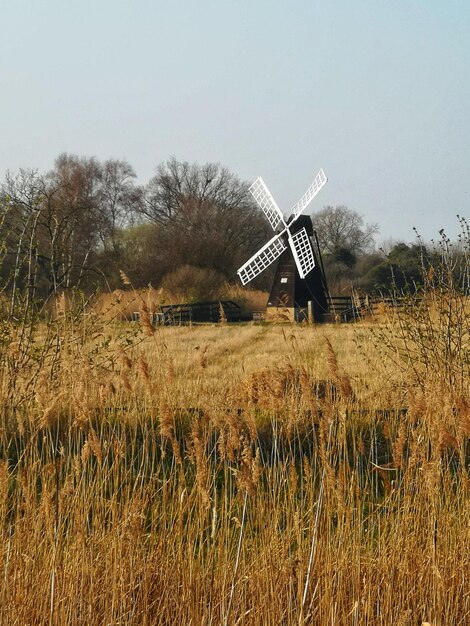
[249,177,286,231]
[237,233,287,285]
[290,227,316,279]
[290,169,327,221]
[237,168,327,285]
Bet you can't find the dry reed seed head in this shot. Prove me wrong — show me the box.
[138,354,151,381]
[335,461,349,515]
[271,367,288,400]
[81,440,91,464]
[39,391,67,428]
[199,345,209,369]
[96,382,107,408]
[299,366,314,400]
[119,270,132,286]
[170,438,182,464]
[60,474,75,500]
[325,337,354,401]
[357,433,366,455]
[372,464,393,496]
[289,333,299,352]
[72,381,91,428]
[218,302,227,324]
[120,370,133,393]
[0,461,10,509]
[122,497,147,539]
[288,462,298,492]
[101,379,117,403]
[439,429,459,453]
[119,348,132,370]
[252,446,262,488]
[87,428,103,463]
[408,388,427,423]
[158,401,175,441]
[34,368,52,408]
[0,460,9,484]
[224,413,243,462]
[217,429,227,459]
[113,288,124,301]
[242,408,258,441]
[325,336,340,380]
[71,454,81,480]
[242,372,259,406]
[111,435,125,460]
[139,300,155,337]
[382,419,392,441]
[166,357,176,381]
[338,374,354,400]
[240,435,253,466]
[455,395,470,436]
[236,437,258,495]
[392,422,407,469]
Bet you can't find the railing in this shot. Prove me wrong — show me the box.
[326,294,418,322]
[133,300,241,326]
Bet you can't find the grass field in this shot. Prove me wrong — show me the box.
[0,291,469,625]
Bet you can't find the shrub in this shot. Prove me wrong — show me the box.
[160,264,226,302]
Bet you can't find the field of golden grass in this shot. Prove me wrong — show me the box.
[0,292,469,624]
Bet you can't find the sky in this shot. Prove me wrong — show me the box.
[1,0,469,244]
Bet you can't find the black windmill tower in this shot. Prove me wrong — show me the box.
[237,170,330,322]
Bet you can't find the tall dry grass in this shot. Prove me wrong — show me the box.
[0,265,469,623]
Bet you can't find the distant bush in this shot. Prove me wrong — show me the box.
[160,265,226,303]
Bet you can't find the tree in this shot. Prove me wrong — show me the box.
[43,153,103,292]
[331,247,357,269]
[137,158,271,280]
[41,154,142,292]
[0,169,50,309]
[312,206,379,255]
[109,222,161,288]
[0,154,142,298]
[365,243,430,292]
[160,265,226,302]
[98,159,141,251]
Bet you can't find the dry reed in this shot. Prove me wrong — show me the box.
[0,295,467,625]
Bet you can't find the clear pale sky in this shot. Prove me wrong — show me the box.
[1,0,469,243]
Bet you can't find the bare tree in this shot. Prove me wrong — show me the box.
[42,153,103,291]
[312,205,379,255]
[0,169,50,310]
[98,159,141,251]
[137,158,271,279]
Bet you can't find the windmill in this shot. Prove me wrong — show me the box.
[237,169,330,322]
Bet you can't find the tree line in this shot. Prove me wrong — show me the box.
[1,153,464,304]
[0,155,272,302]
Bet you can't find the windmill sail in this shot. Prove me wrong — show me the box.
[289,227,316,279]
[290,169,327,222]
[249,177,286,231]
[237,233,287,285]
[238,168,327,286]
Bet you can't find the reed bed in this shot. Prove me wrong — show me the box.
[0,290,469,625]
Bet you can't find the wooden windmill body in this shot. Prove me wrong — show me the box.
[237,170,330,322]
[266,216,329,322]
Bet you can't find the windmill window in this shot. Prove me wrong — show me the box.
[281,278,288,283]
